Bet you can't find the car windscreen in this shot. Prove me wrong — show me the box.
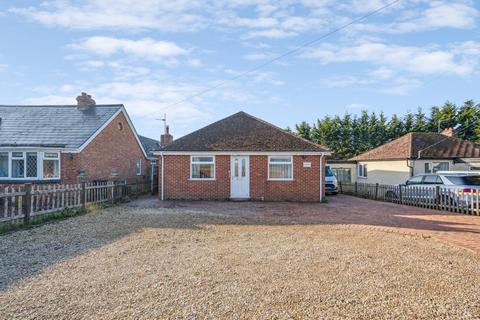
[445,175,480,186]
[325,166,334,177]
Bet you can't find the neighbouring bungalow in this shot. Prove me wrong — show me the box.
[333,128,480,185]
[154,111,331,202]
[0,93,157,186]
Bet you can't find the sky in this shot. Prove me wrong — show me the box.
[0,0,479,139]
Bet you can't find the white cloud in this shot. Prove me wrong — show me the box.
[383,77,423,95]
[70,36,188,60]
[353,1,478,34]
[243,52,274,60]
[320,75,375,88]
[243,29,296,39]
[346,103,371,109]
[11,0,208,32]
[304,41,477,76]
[0,64,7,72]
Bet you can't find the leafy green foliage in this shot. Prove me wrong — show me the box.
[293,100,480,159]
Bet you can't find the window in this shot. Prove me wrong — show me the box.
[425,161,449,173]
[423,175,443,185]
[43,153,60,179]
[406,175,423,185]
[11,152,25,178]
[0,151,60,180]
[332,168,351,183]
[190,156,215,179]
[358,164,367,178]
[0,152,7,177]
[26,152,38,178]
[135,159,142,176]
[268,156,293,180]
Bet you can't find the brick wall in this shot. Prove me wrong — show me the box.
[161,155,230,200]
[61,111,150,184]
[250,155,322,202]
[159,154,326,202]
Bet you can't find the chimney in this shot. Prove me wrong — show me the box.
[76,92,96,107]
[160,125,173,147]
[440,127,454,137]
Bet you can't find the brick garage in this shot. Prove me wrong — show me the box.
[157,112,330,202]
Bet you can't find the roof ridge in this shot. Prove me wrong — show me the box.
[239,111,330,151]
[0,104,123,108]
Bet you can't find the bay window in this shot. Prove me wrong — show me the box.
[268,156,293,180]
[190,156,215,180]
[0,151,60,180]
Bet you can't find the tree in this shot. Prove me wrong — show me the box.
[413,108,428,132]
[293,99,479,159]
[295,121,312,140]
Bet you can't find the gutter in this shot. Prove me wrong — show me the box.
[320,154,324,202]
[160,152,165,201]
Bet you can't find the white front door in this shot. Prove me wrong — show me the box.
[230,156,250,199]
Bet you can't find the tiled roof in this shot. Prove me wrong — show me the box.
[0,105,122,149]
[139,135,160,158]
[161,111,329,152]
[351,132,480,161]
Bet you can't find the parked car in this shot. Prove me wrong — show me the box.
[385,173,480,207]
[325,166,338,195]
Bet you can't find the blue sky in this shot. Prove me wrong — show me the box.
[0,1,479,139]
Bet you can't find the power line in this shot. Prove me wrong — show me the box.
[417,110,480,158]
[137,0,402,120]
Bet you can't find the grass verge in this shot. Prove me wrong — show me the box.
[0,202,114,235]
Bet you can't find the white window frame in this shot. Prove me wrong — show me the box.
[42,152,61,180]
[425,161,449,174]
[358,163,367,178]
[190,155,216,180]
[0,151,61,181]
[136,159,142,176]
[268,155,293,181]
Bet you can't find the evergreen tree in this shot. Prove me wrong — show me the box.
[413,108,428,132]
[293,99,479,159]
[387,114,403,141]
[403,112,414,133]
[295,121,312,140]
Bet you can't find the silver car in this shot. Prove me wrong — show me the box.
[400,173,480,207]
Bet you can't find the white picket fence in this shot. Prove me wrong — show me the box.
[0,181,148,225]
[339,182,480,216]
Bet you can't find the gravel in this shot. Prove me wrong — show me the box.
[1,205,479,319]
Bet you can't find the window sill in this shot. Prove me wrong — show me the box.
[268,178,294,181]
[0,179,61,184]
[189,178,216,181]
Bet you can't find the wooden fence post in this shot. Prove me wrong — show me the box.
[435,186,440,210]
[374,183,379,200]
[339,182,343,194]
[81,182,86,209]
[354,181,358,195]
[24,183,32,225]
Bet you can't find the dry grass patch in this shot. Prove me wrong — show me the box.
[1,205,479,319]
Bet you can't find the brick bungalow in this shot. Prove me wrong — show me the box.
[0,93,156,185]
[154,111,331,202]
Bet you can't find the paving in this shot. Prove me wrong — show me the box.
[132,194,480,254]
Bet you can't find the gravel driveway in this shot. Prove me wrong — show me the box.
[1,204,479,319]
